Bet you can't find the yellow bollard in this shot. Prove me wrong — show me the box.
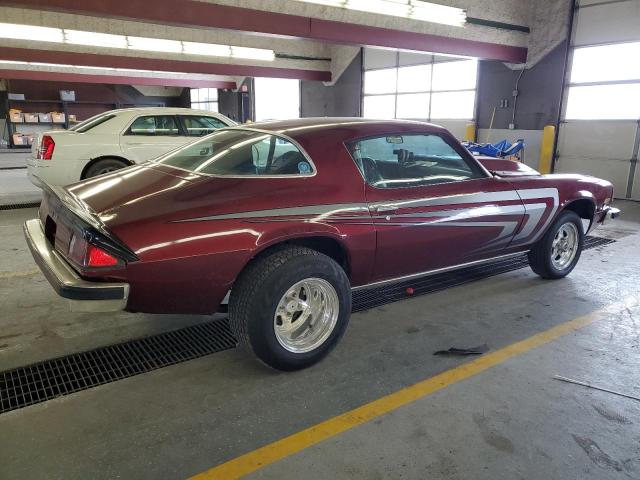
[539,125,555,174]
[464,123,476,142]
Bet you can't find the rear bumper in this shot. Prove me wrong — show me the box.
[23,218,129,312]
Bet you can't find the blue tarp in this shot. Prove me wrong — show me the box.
[464,139,525,158]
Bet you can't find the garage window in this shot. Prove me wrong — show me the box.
[190,88,219,112]
[363,49,477,121]
[565,42,640,120]
[254,77,301,121]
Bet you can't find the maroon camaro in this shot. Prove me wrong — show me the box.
[25,118,620,370]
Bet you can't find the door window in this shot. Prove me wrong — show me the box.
[347,134,482,188]
[126,115,180,136]
[181,115,228,136]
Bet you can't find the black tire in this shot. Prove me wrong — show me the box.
[83,158,129,179]
[229,246,351,371]
[528,210,584,279]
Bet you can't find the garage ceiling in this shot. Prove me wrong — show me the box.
[0,0,568,87]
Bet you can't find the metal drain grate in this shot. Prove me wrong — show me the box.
[0,235,615,414]
[0,318,236,414]
[0,201,41,211]
[353,235,616,312]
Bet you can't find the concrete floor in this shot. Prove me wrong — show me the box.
[0,152,41,206]
[0,201,639,479]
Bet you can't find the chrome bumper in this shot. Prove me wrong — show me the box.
[23,219,129,312]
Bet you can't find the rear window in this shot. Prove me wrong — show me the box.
[154,129,314,176]
[70,113,116,133]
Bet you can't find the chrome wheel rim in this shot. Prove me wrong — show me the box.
[551,222,579,270]
[273,278,339,353]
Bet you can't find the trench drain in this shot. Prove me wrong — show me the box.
[0,235,615,414]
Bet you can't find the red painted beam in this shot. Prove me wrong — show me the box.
[0,47,332,81]
[0,68,238,88]
[0,0,528,63]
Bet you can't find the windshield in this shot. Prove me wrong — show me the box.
[154,129,314,176]
[70,112,116,133]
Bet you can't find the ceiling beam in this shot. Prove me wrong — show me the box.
[0,47,331,81]
[0,69,237,88]
[0,0,528,63]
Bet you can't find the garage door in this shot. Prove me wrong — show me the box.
[555,0,640,200]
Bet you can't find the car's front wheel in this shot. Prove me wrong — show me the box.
[528,210,584,279]
[229,246,351,371]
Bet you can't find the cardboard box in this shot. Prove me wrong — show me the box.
[38,113,52,122]
[50,112,66,123]
[12,133,26,146]
[25,134,35,145]
[68,114,77,122]
[24,113,39,123]
[9,110,24,123]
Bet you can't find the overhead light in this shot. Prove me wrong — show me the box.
[231,46,276,61]
[65,30,128,49]
[183,41,232,57]
[0,23,275,61]
[128,36,183,53]
[296,0,467,27]
[0,22,64,42]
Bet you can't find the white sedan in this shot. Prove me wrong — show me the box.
[27,107,235,187]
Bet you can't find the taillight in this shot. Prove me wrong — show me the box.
[86,244,119,267]
[39,135,55,160]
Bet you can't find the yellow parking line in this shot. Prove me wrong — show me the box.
[0,269,40,280]
[189,295,638,480]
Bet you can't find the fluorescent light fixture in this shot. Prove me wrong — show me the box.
[231,46,276,61]
[128,36,183,53]
[0,22,64,42]
[0,23,275,61]
[65,30,128,49]
[183,41,232,57]
[297,0,466,27]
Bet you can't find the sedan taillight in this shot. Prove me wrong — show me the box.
[39,135,55,160]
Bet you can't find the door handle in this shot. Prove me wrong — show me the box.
[374,205,398,214]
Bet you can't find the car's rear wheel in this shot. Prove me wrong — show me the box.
[84,158,129,179]
[229,246,351,371]
[528,210,584,279]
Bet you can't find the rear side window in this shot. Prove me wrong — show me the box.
[155,129,314,176]
[346,133,482,188]
[181,115,228,136]
[71,113,116,133]
[126,115,180,136]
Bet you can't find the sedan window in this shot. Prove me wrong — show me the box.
[181,115,228,136]
[154,129,314,176]
[126,115,180,136]
[346,134,482,188]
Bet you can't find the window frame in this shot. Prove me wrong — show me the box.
[123,114,183,137]
[344,131,488,190]
[152,127,318,179]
